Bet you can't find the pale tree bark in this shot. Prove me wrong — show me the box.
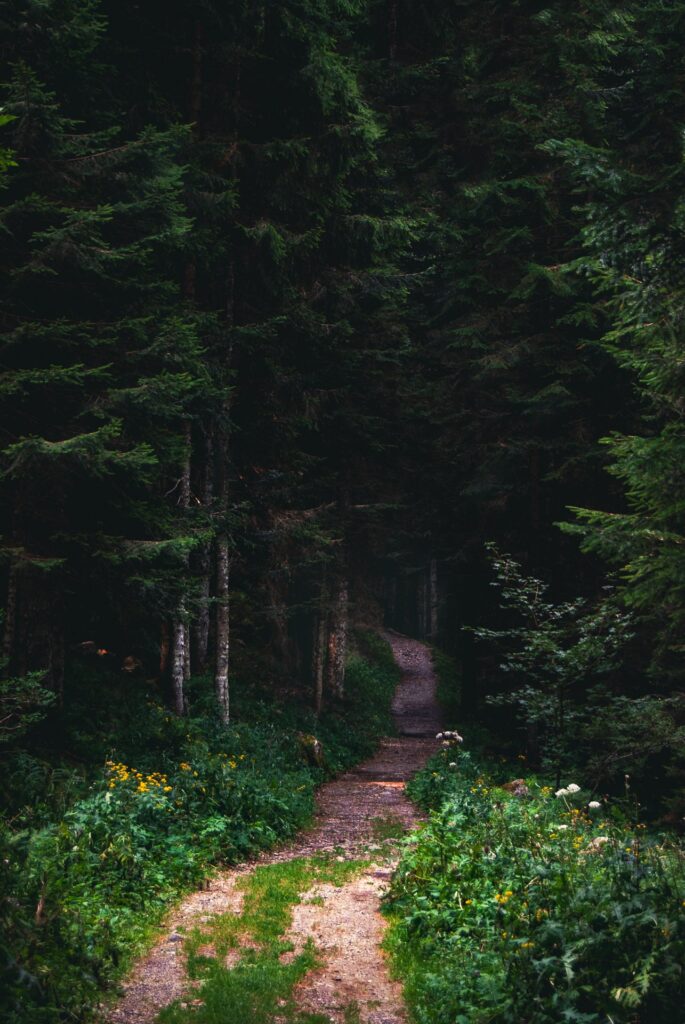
[192,425,213,672]
[214,458,230,726]
[213,239,234,726]
[183,626,191,682]
[171,421,192,715]
[326,576,348,700]
[429,557,439,638]
[171,619,187,716]
[211,43,239,725]
[2,563,18,674]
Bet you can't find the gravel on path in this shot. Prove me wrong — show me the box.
[103,632,443,1024]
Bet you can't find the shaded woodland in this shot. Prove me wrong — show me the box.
[2,2,685,1020]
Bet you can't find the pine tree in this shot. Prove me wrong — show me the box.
[0,3,207,695]
[550,1,685,683]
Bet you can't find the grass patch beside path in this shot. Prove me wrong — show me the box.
[159,856,365,1024]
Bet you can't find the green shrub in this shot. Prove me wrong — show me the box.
[386,746,685,1024]
[1,632,398,1022]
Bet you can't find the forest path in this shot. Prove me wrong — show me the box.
[103,631,442,1024]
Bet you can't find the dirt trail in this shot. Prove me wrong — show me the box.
[104,632,442,1024]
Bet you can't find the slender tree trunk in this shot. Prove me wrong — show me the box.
[190,20,203,126]
[326,577,348,700]
[429,558,439,638]
[417,568,427,639]
[183,627,191,682]
[50,624,65,706]
[171,421,192,715]
[171,619,187,716]
[211,43,239,726]
[193,425,213,672]
[214,466,230,726]
[388,0,398,59]
[3,563,18,675]
[160,619,171,678]
[313,580,327,715]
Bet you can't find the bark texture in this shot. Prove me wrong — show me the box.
[325,577,348,700]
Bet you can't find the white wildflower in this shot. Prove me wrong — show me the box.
[436,733,444,740]
[557,824,569,831]
[566,784,581,794]
[449,762,457,768]
[555,788,569,798]
[588,800,601,809]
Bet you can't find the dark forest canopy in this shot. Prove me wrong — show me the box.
[2,0,685,836]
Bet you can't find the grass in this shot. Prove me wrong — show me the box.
[371,813,406,843]
[159,855,366,1024]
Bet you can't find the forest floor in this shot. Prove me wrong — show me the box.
[103,632,442,1024]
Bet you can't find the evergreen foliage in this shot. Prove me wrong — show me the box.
[3,0,685,1018]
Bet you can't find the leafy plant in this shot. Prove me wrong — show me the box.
[473,545,632,782]
[0,635,398,1023]
[386,744,685,1024]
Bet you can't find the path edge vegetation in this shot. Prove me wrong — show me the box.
[2,631,398,1023]
[383,657,685,1024]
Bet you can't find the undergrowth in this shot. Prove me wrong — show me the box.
[1,630,399,1023]
[385,741,685,1024]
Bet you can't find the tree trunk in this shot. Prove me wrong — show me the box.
[214,526,230,725]
[2,563,18,675]
[429,558,439,638]
[192,426,213,673]
[313,582,327,715]
[171,618,187,716]
[171,421,192,715]
[417,568,427,639]
[214,435,230,726]
[160,619,171,678]
[326,577,348,700]
[388,0,398,59]
[190,20,203,127]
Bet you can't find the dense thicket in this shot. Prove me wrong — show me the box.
[3,1,685,1012]
[3,0,685,783]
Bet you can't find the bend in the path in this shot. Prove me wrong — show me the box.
[103,632,442,1024]
[271,630,442,861]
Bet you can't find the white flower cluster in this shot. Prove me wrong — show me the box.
[588,800,602,809]
[555,783,581,797]
[437,730,464,747]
